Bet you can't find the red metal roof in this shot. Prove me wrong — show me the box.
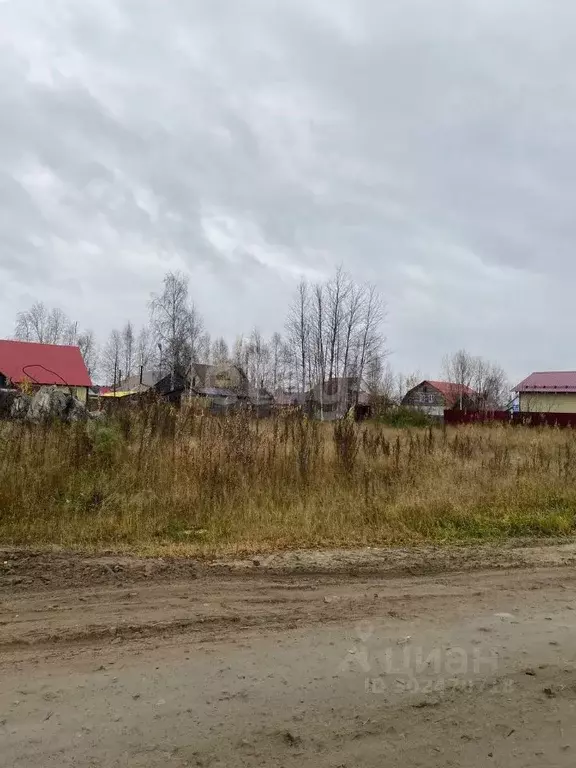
[515,371,576,393]
[0,339,92,387]
[425,380,477,407]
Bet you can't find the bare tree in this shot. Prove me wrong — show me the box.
[341,282,364,382]
[63,319,80,346]
[15,302,50,342]
[283,272,387,417]
[46,308,70,345]
[247,328,270,388]
[286,280,310,394]
[325,267,351,382]
[311,283,326,389]
[354,284,386,404]
[211,336,230,365]
[442,350,509,410]
[365,354,384,394]
[15,301,97,378]
[442,349,477,410]
[135,327,154,371]
[378,361,396,402]
[121,322,135,380]
[197,332,211,364]
[77,330,99,379]
[187,304,204,365]
[233,334,251,374]
[280,339,296,392]
[102,330,122,387]
[396,370,424,404]
[473,359,509,410]
[270,332,283,392]
[15,302,74,345]
[149,271,203,380]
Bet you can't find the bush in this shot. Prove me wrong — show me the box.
[86,420,125,462]
[375,407,434,428]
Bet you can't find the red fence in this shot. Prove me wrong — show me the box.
[443,410,509,425]
[512,412,576,428]
[444,410,576,428]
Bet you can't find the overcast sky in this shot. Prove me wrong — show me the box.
[1,0,575,382]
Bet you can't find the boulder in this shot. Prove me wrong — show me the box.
[27,386,70,423]
[24,386,88,423]
[0,388,18,418]
[9,394,31,420]
[4,386,89,423]
[66,396,89,423]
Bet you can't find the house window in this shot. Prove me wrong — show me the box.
[326,380,339,396]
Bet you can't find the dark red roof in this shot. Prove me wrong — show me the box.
[515,371,576,393]
[0,339,92,387]
[425,380,477,407]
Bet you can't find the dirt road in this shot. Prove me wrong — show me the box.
[2,543,576,766]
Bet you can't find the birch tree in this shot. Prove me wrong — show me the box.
[441,349,476,409]
[270,332,283,392]
[286,280,310,394]
[197,332,211,364]
[354,284,386,403]
[325,267,351,382]
[149,271,204,378]
[211,336,230,364]
[311,283,326,390]
[284,271,387,404]
[102,329,122,387]
[135,327,154,371]
[15,301,98,378]
[473,359,509,410]
[15,302,75,345]
[15,302,49,342]
[247,328,270,388]
[121,322,135,379]
[77,330,99,379]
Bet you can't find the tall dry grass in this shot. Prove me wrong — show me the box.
[1,404,576,555]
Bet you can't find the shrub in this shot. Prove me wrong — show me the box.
[376,407,434,428]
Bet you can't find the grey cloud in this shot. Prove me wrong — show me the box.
[1,0,575,381]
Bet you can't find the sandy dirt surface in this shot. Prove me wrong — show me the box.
[2,543,576,766]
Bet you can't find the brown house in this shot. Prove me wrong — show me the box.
[307,377,371,420]
[189,362,250,395]
[187,362,273,414]
[402,380,478,417]
[273,391,304,409]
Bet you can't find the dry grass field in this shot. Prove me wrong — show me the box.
[1,404,576,555]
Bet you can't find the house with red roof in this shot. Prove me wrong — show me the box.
[515,371,576,413]
[0,339,92,404]
[402,380,478,417]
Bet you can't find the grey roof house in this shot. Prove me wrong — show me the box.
[307,377,371,420]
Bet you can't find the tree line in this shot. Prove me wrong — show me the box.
[441,349,509,411]
[12,269,387,392]
[11,269,510,405]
